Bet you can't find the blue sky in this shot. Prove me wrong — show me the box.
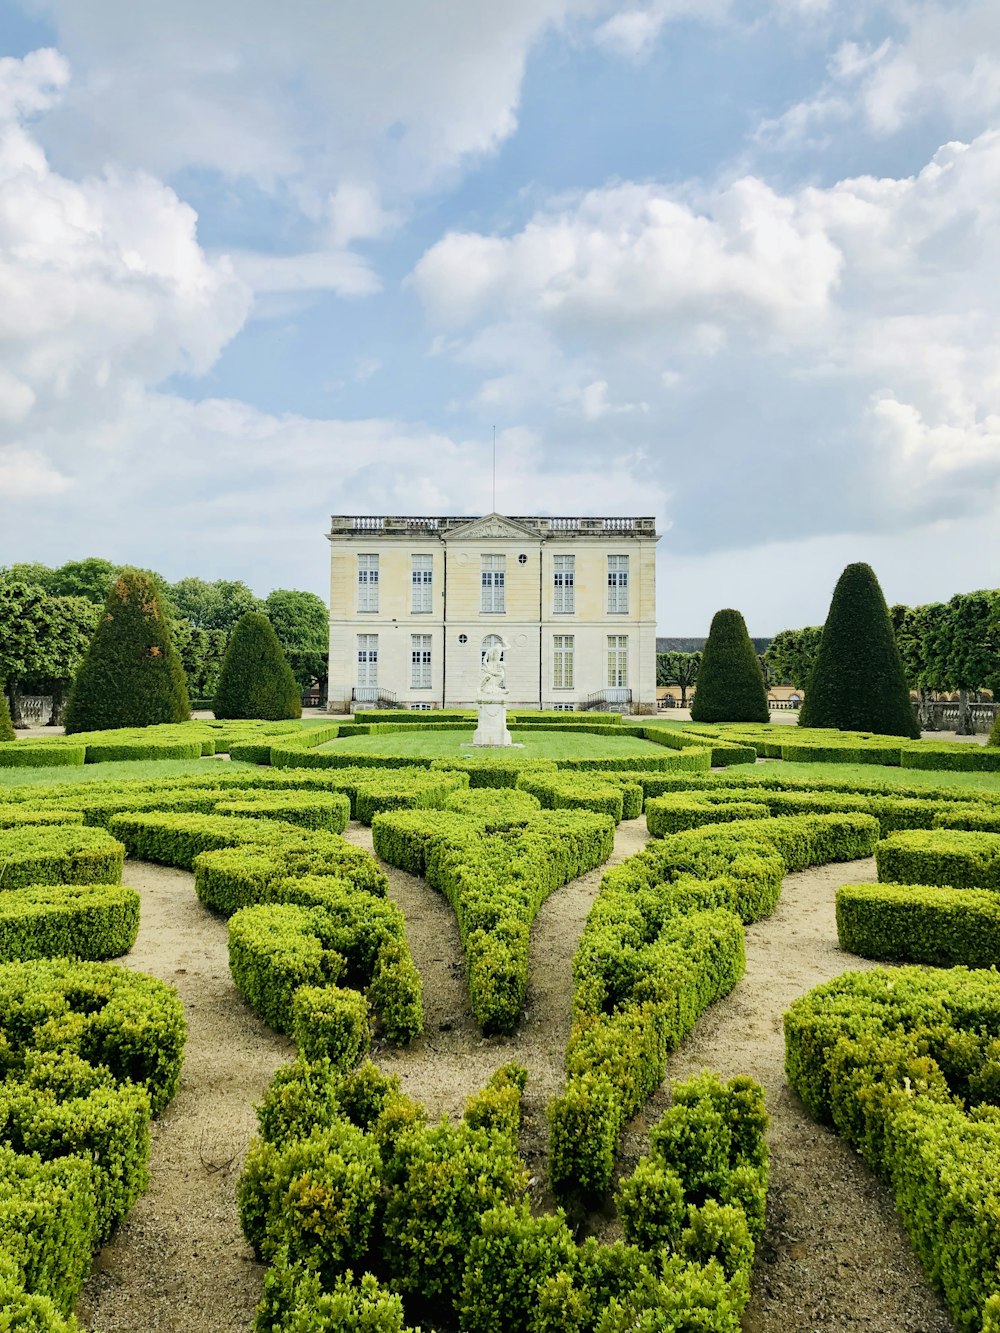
[1,0,999,632]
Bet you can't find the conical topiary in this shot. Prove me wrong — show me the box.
[63,568,190,733]
[0,687,14,742]
[690,608,770,723]
[988,709,999,749]
[799,563,919,738]
[213,612,302,720]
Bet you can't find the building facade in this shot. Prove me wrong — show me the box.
[327,513,659,712]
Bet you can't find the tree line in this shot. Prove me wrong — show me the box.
[0,557,328,725]
[763,587,1000,733]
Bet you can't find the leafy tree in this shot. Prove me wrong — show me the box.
[264,589,329,692]
[170,577,261,632]
[690,609,770,723]
[0,688,13,742]
[47,558,118,604]
[764,626,822,689]
[0,582,96,725]
[213,612,301,720]
[799,563,919,738]
[171,620,230,702]
[64,568,190,733]
[1,561,55,590]
[655,651,701,706]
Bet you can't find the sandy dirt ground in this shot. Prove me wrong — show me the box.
[74,821,956,1333]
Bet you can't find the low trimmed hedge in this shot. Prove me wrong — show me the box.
[213,790,351,832]
[785,966,1000,1332]
[555,750,712,774]
[0,883,140,962]
[228,875,422,1044]
[195,835,387,917]
[429,755,558,789]
[645,794,770,836]
[373,806,614,1033]
[875,829,1000,891]
[0,957,186,1314]
[551,812,879,1200]
[836,882,1000,968]
[107,810,288,870]
[515,772,643,823]
[83,739,205,763]
[900,745,1000,773]
[0,825,125,890]
[0,745,85,769]
[0,805,85,829]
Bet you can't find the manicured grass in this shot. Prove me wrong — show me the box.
[320,729,663,760]
[760,759,1000,796]
[0,758,254,789]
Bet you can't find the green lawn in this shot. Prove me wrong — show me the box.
[320,728,663,760]
[0,758,254,789]
[757,759,1000,795]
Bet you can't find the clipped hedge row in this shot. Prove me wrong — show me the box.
[515,772,643,823]
[900,745,1000,773]
[551,812,879,1199]
[228,874,422,1044]
[0,882,139,963]
[875,828,1000,891]
[836,882,1000,968]
[243,1054,767,1333]
[0,824,125,890]
[213,790,351,832]
[0,719,322,768]
[785,967,1000,1331]
[373,806,614,1033]
[0,745,86,769]
[0,958,186,1315]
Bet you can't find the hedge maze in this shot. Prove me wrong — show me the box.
[1,715,1000,1329]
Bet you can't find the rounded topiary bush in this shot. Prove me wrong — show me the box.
[0,687,14,743]
[799,563,919,738]
[690,609,769,723]
[63,569,190,734]
[213,612,302,721]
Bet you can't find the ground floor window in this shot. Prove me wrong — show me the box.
[607,635,628,688]
[553,635,574,690]
[357,634,378,689]
[411,634,432,689]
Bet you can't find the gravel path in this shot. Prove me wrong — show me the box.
[76,862,292,1333]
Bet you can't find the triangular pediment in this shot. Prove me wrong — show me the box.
[443,513,538,542]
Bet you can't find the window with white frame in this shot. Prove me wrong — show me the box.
[481,555,505,613]
[553,555,575,614]
[357,554,379,612]
[411,554,433,613]
[357,634,378,689]
[607,635,629,688]
[553,635,574,689]
[607,554,629,614]
[411,634,432,689]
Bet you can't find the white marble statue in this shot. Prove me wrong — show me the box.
[473,637,513,746]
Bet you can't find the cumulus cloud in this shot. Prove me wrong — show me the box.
[410,128,1000,551]
[0,51,250,456]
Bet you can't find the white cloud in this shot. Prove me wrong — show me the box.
[593,1,728,59]
[0,444,71,497]
[0,52,250,448]
[228,250,379,298]
[410,128,1000,547]
[0,47,67,121]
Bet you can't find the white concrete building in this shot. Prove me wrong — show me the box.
[327,513,659,712]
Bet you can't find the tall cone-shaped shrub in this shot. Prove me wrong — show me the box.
[690,608,769,723]
[213,612,302,720]
[799,563,919,737]
[990,710,1000,748]
[64,568,190,733]
[0,687,14,742]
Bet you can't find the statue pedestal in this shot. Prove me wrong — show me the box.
[472,699,512,747]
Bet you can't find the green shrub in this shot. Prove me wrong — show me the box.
[0,689,13,744]
[690,609,769,724]
[238,1119,382,1275]
[382,1119,529,1306]
[645,795,769,836]
[900,745,1000,772]
[875,829,1000,890]
[291,986,370,1069]
[0,825,124,890]
[0,806,85,829]
[213,790,351,833]
[798,563,919,738]
[837,882,1000,967]
[213,612,302,721]
[195,834,387,917]
[64,568,190,733]
[0,883,139,962]
[0,1146,96,1316]
[254,1259,417,1333]
[785,967,1000,1330]
[0,745,86,769]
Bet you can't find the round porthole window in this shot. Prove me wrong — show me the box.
[518,553,528,564]
[458,634,468,644]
